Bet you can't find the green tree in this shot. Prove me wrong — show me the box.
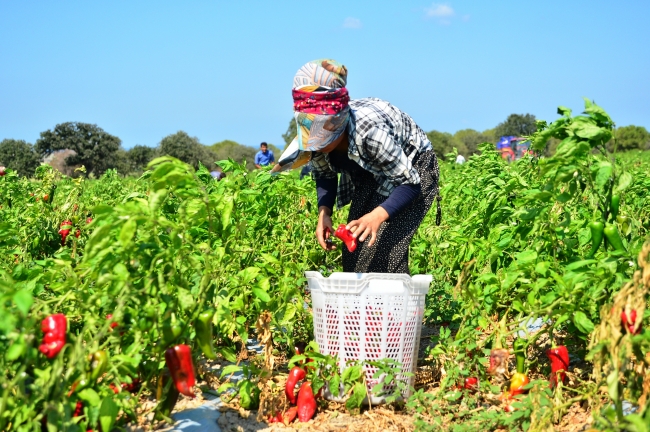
[282,119,297,149]
[210,140,257,170]
[159,131,216,170]
[453,129,491,155]
[0,139,42,177]
[35,122,122,177]
[426,131,467,160]
[126,145,158,173]
[494,114,537,138]
[611,125,650,151]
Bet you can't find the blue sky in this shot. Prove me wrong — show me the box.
[1,1,648,150]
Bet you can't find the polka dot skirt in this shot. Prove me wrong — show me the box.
[342,149,440,274]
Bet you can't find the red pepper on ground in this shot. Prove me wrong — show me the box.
[39,313,67,358]
[509,373,530,397]
[621,309,641,335]
[547,345,569,387]
[334,224,358,252]
[464,377,478,391]
[268,411,283,423]
[283,406,298,424]
[164,345,196,398]
[296,382,316,422]
[285,366,306,405]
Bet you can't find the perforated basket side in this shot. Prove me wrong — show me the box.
[310,281,428,404]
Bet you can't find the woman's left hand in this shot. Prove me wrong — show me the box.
[347,207,389,247]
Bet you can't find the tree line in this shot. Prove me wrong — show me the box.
[1,115,649,178]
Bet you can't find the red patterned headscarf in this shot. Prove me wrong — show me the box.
[274,59,350,172]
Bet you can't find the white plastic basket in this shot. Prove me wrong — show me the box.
[305,271,432,405]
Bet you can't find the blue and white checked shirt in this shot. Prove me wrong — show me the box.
[310,98,432,208]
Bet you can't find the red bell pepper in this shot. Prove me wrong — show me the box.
[464,377,478,391]
[546,345,569,387]
[285,366,306,405]
[296,382,316,422]
[164,345,196,398]
[106,314,118,330]
[268,411,283,423]
[334,224,358,253]
[621,309,641,335]
[509,372,530,396]
[283,406,298,424]
[58,221,73,246]
[39,313,67,358]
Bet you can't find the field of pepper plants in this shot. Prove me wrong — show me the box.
[1,99,649,432]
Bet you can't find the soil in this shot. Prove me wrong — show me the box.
[125,325,595,431]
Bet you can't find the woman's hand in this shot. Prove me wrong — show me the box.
[316,206,336,251]
[347,207,389,247]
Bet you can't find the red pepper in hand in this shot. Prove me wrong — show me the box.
[296,382,317,422]
[285,366,306,405]
[334,224,358,253]
[59,221,73,246]
[546,345,569,388]
[39,313,67,358]
[164,344,196,398]
[621,309,641,335]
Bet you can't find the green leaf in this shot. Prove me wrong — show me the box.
[99,396,119,432]
[565,260,596,271]
[260,253,279,265]
[573,311,595,334]
[595,162,613,189]
[237,267,260,285]
[219,347,237,363]
[251,287,270,303]
[345,382,366,413]
[177,288,194,311]
[78,388,101,407]
[119,219,137,247]
[6,339,25,361]
[514,250,537,266]
[614,171,633,194]
[13,290,33,316]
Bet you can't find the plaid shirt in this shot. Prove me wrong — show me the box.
[311,98,432,208]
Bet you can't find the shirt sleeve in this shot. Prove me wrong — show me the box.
[357,124,421,187]
[254,152,261,165]
[379,183,421,219]
[316,177,337,210]
[269,151,275,163]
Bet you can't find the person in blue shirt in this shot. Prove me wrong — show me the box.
[254,142,275,168]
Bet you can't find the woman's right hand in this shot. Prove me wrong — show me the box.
[316,207,336,251]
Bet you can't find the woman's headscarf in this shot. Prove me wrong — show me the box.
[273,59,350,172]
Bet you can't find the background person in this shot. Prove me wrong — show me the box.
[273,59,441,274]
[254,142,275,168]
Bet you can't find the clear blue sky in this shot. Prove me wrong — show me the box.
[1,1,648,150]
